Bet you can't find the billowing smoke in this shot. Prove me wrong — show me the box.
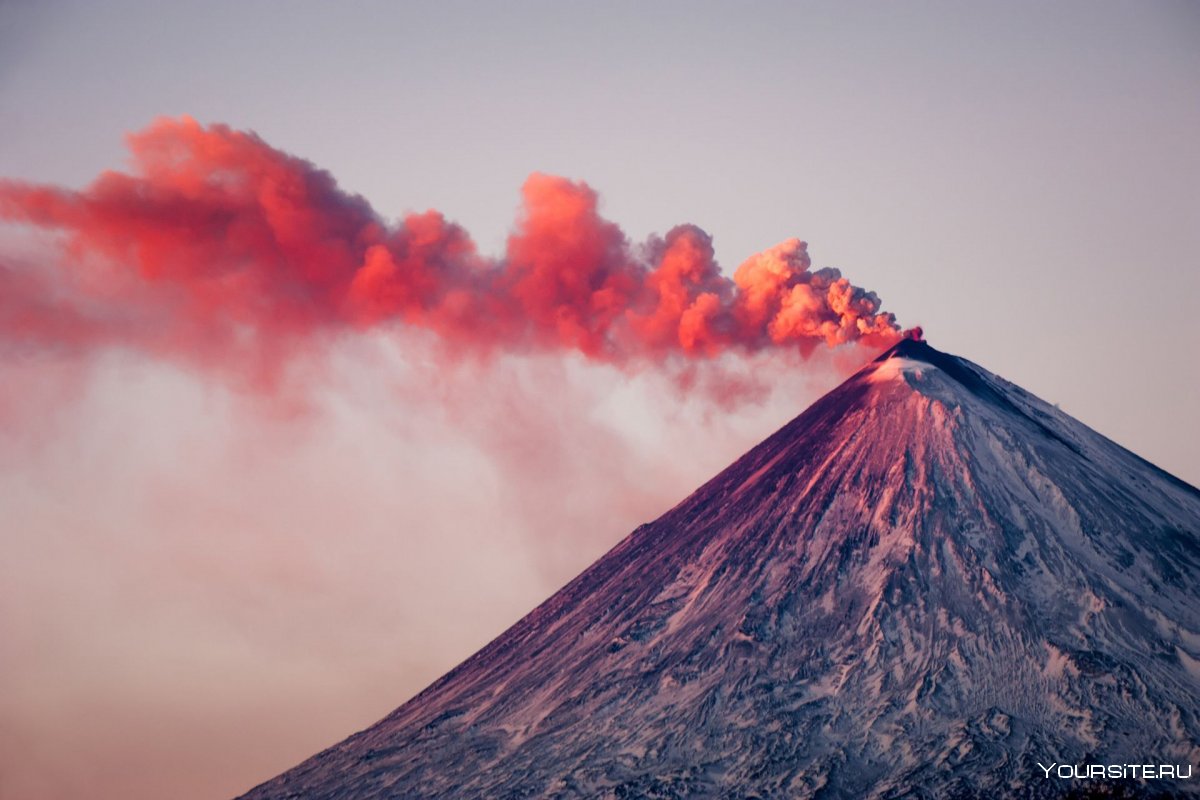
[0,117,900,389]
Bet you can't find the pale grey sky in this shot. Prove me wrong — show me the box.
[4,0,1196,477]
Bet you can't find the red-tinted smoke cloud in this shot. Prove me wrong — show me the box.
[0,117,900,384]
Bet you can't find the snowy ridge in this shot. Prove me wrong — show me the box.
[239,339,1200,799]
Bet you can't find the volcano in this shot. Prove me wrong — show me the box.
[239,339,1200,799]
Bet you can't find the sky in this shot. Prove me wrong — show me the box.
[1,2,1197,798]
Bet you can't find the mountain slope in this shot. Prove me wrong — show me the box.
[240,339,1200,799]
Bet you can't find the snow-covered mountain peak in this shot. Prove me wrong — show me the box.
[866,337,978,390]
[864,353,936,386]
[858,338,1031,422]
[240,340,1200,800]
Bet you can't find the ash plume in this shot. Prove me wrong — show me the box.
[0,117,900,388]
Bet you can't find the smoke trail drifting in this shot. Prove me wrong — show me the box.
[0,117,900,387]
